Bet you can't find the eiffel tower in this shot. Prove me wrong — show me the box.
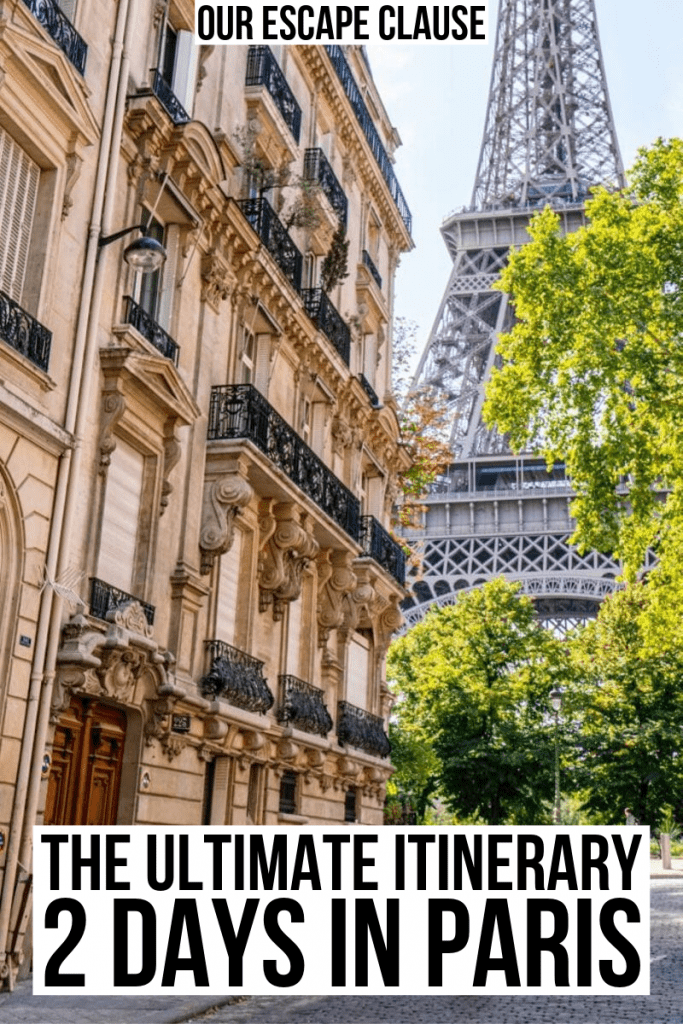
[404,0,627,633]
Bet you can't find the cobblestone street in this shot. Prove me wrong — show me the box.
[1,879,679,1024]
[182,881,683,1024]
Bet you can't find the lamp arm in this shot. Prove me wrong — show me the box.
[98,223,147,248]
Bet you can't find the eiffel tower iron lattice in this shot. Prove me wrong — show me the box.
[405,0,629,633]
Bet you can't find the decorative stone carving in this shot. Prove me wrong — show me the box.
[144,696,176,746]
[342,566,386,635]
[377,594,403,649]
[61,150,82,220]
[200,251,237,311]
[258,501,319,621]
[161,734,187,762]
[199,470,253,574]
[316,549,357,649]
[330,415,353,456]
[99,649,144,704]
[98,392,126,474]
[108,600,155,640]
[160,428,182,515]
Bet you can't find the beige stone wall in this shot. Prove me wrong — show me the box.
[0,7,413,917]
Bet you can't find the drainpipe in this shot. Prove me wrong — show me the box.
[0,0,136,981]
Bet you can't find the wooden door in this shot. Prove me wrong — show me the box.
[44,696,126,826]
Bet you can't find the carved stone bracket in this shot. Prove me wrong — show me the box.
[316,549,357,650]
[160,425,182,515]
[200,250,238,311]
[199,467,254,574]
[98,392,126,475]
[258,501,319,621]
[341,566,386,638]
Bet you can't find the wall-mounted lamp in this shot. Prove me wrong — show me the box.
[98,223,166,274]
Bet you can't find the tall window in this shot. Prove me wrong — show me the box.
[136,216,165,321]
[241,328,255,383]
[0,127,40,304]
[158,20,198,116]
[279,771,298,815]
[97,438,146,593]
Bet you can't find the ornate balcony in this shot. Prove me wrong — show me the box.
[303,148,348,227]
[360,516,406,586]
[201,640,274,714]
[278,675,333,736]
[89,578,155,626]
[0,290,51,373]
[208,384,360,542]
[337,701,391,759]
[21,0,87,74]
[237,198,303,292]
[245,47,302,144]
[300,288,350,364]
[362,249,383,290]
[357,373,380,409]
[325,46,411,234]
[123,296,179,365]
[151,69,190,125]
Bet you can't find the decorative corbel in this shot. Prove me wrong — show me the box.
[258,501,319,621]
[316,549,357,649]
[98,392,126,475]
[200,250,237,311]
[61,150,82,221]
[160,421,182,515]
[199,464,254,574]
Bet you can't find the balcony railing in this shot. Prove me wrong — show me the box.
[300,288,350,365]
[303,148,348,227]
[123,296,179,364]
[89,577,155,626]
[151,69,190,125]
[360,516,406,586]
[201,640,274,714]
[245,46,301,144]
[237,198,303,292]
[362,249,383,290]
[21,0,87,74]
[0,290,51,373]
[278,675,333,736]
[337,701,391,759]
[357,373,380,409]
[325,46,411,234]
[208,384,361,542]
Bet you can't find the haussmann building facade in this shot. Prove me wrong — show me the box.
[0,0,413,986]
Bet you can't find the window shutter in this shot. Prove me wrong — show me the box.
[97,439,145,593]
[216,528,243,643]
[346,635,370,708]
[173,30,199,116]
[0,128,40,303]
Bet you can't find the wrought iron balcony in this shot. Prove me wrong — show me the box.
[208,384,361,542]
[89,578,155,626]
[278,675,333,736]
[303,148,348,227]
[246,47,302,144]
[300,288,350,365]
[151,69,190,125]
[360,516,406,586]
[337,701,391,759]
[362,249,383,290]
[201,640,274,713]
[357,373,380,408]
[21,0,87,74]
[325,46,411,234]
[0,290,51,373]
[123,296,179,365]
[237,198,303,292]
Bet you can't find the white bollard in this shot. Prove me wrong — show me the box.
[661,832,672,870]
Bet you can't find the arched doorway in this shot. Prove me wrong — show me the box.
[44,696,127,825]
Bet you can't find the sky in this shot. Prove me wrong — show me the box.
[366,0,683,358]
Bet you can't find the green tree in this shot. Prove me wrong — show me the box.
[388,579,568,824]
[484,138,683,622]
[568,584,683,826]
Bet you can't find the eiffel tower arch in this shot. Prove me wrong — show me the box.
[405,0,626,633]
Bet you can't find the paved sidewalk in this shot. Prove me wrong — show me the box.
[0,860,675,1024]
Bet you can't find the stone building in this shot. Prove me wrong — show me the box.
[0,1,412,984]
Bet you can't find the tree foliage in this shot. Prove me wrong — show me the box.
[387,579,567,824]
[484,138,683,614]
[567,584,683,827]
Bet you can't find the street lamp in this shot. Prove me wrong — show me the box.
[549,686,563,824]
[98,223,167,273]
